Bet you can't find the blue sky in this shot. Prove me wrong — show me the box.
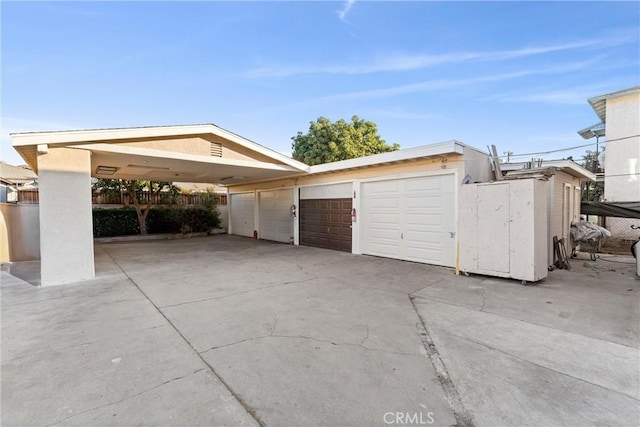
[2,1,638,166]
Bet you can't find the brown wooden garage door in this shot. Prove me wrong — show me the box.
[300,199,352,252]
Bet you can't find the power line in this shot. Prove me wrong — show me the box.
[499,134,639,159]
[497,142,597,159]
[599,172,640,178]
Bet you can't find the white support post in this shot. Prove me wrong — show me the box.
[38,148,95,286]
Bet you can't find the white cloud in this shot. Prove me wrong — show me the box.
[337,0,356,22]
[243,31,636,79]
[308,59,602,103]
[484,81,631,105]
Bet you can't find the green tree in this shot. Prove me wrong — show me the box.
[291,116,399,166]
[92,179,179,235]
[579,149,604,202]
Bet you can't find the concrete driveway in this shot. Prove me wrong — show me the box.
[2,235,639,426]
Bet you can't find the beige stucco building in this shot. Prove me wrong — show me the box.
[6,123,594,285]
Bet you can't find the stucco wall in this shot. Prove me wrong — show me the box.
[119,135,279,164]
[228,154,466,193]
[121,136,211,156]
[217,204,229,231]
[0,203,40,262]
[605,93,640,202]
[462,147,493,183]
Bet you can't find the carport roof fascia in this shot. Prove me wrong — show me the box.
[501,159,595,181]
[308,140,467,174]
[10,123,309,172]
[83,142,302,172]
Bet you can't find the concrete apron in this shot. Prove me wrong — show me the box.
[412,253,640,427]
[2,235,462,426]
[2,236,638,426]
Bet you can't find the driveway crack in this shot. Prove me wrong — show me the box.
[200,333,422,358]
[359,324,370,346]
[159,277,319,309]
[45,368,206,426]
[2,324,169,364]
[101,245,265,427]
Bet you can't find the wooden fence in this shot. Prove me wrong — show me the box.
[16,189,39,204]
[17,189,227,206]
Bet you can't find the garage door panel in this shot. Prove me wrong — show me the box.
[406,212,441,224]
[370,215,401,227]
[368,197,400,209]
[259,189,294,243]
[406,247,442,263]
[230,193,255,238]
[362,175,456,267]
[406,177,441,191]
[406,195,441,209]
[300,198,352,252]
[406,229,440,241]
[368,240,401,257]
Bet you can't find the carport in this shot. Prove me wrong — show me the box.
[10,124,308,286]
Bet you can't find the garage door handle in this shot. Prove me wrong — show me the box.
[401,233,404,239]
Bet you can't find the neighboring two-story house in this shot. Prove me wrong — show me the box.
[578,86,640,252]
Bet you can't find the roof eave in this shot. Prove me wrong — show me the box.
[501,160,595,181]
[308,140,466,174]
[587,86,640,122]
[11,124,309,173]
[577,122,606,140]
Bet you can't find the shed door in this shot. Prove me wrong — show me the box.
[300,199,352,252]
[259,189,294,243]
[230,193,255,238]
[361,174,456,267]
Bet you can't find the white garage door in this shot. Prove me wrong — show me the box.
[361,174,456,267]
[230,193,255,238]
[259,189,294,243]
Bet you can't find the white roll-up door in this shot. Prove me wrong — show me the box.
[259,189,294,243]
[230,193,255,238]
[361,174,456,267]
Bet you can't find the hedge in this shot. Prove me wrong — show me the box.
[93,208,139,237]
[93,206,221,237]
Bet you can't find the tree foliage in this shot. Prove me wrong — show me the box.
[92,179,180,235]
[579,149,605,202]
[291,116,399,166]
